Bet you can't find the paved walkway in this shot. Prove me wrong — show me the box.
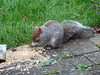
[0,34,100,75]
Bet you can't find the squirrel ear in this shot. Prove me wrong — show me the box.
[38,27,42,33]
[34,25,38,29]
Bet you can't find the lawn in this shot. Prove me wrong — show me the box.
[0,0,100,49]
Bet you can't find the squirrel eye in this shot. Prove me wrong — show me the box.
[35,35,37,37]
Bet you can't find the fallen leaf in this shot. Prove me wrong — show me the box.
[23,16,27,21]
[92,25,100,33]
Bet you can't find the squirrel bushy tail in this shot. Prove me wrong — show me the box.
[61,20,94,43]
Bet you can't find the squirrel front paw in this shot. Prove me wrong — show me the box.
[44,46,52,50]
[28,42,37,47]
[31,42,41,46]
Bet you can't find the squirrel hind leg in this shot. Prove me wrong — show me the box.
[63,32,74,43]
[50,38,62,49]
[44,38,62,50]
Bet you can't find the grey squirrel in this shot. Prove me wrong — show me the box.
[30,20,94,50]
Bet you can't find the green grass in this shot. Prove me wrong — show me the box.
[0,0,100,49]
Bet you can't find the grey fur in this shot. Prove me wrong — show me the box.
[62,20,94,43]
[32,20,94,49]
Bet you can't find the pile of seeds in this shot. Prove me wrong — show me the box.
[0,45,47,72]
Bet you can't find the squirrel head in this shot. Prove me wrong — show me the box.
[31,25,42,42]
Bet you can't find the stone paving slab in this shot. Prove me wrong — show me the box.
[67,56,92,66]
[84,51,100,64]
[90,65,100,75]
[40,59,75,75]
[69,70,93,75]
[64,39,99,55]
[0,69,23,75]
[90,34,100,47]
[44,48,74,59]
[0,66,45,75]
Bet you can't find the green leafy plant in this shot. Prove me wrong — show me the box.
[54,72,59,74]
[46,71,52,75]
[39,58,58,67]
[31,56,58,67]
[92,62,99,66]
[95,44,100,49]
[85,68,91,71]
[76,65,91,71]
[46,71,59,75]
[60,54,67,59]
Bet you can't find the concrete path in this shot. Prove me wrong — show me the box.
[0,34,100,75]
